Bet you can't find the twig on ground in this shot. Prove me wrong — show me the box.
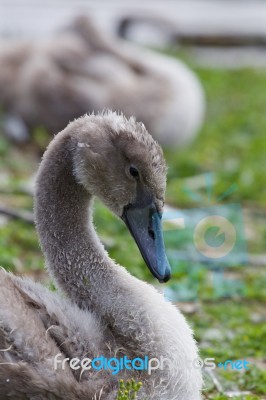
[0,205,34,224]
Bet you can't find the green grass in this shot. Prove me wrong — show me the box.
[116,379,142,399]
[165,66,266,207]
[0,54,266,399]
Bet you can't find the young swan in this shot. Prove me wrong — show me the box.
[0,112,202,400]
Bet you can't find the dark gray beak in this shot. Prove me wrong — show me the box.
[121,202,171,283]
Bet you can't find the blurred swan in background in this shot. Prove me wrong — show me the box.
[0,16,205,147]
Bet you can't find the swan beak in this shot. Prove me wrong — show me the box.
[122,203,171,283]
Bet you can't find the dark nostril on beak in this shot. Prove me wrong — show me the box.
[148,208,157,240]
[148,228,155,240]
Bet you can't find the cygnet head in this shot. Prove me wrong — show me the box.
[71,112,171,282]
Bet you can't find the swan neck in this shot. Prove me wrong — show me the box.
[34,135,107,304]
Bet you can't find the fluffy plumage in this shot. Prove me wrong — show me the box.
[0,111,202,399]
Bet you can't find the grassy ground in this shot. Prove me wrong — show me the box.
[0,53,266,399]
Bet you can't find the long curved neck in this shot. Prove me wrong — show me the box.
[35,131,112,308]
[35,130,168,358]
[36,129,168,351]
[35,130,152,330]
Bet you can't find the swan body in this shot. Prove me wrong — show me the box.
[0,16,205,147]
[0,112,202,399]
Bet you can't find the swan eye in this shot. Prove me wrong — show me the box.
[129,166,139,179]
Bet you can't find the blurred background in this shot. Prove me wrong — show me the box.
[0,1,266,399]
